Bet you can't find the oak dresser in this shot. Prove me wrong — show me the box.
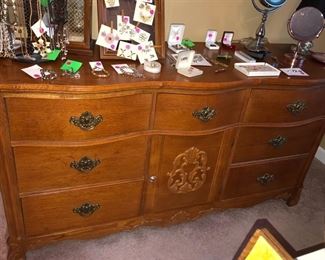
[0,44,324,259]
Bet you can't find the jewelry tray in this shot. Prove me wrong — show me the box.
[97,0,165,59]
[234,62,281,77]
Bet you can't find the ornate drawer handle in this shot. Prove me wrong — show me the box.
[286,100,306,115]
[257,173,274,185]
[70,111,103,131]
[73,203,100,217]
[268,136,287,148]
[70,156,101,173]
[192,107,216,122]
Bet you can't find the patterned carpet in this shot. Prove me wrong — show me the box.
[1,159,324,260]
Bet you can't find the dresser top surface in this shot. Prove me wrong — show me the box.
[0,43,324,93]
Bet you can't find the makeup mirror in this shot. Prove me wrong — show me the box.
[287,7,324,62]
[245,0,287,52]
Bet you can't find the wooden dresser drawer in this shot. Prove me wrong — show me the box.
[233,121,323,162]
[22,181,143,236]
[244,88,325,123]
[15,136,147,193]
[154,90,246,131]
[6,94,152,141]
[221,158,306,200]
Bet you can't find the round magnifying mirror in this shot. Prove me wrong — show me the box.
[287,7,324,60]
[259,0,286,8]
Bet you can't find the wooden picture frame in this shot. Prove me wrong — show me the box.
[67,0,93,55]
[97,0,165,59]
[237,228,293,260]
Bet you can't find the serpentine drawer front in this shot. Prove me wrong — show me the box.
[14,136,147,193]
[232,121,323,162]
[154,89,246,131]
[244,88,325,123]
[0,44,324,259]
[221,157,306,200]
[6,94,152,141]
[22,181,143,236]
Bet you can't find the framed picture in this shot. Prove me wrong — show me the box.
[237,228,293,260]
[221,31,234,47]
[67,0,93,55]
[97,0,165,59]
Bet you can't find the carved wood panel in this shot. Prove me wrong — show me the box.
[167,147,210,194]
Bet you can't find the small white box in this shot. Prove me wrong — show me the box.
[168,23,188,53]
[175,50,195,70]
[234,62,281,77]
[205,30,219,50]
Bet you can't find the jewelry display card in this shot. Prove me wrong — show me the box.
[89,61,105,71]
[97,0,165,59]
[280,68,309,76]
[21,65,43,79]
[133,1,156,26]
[137,41,158,64]
[117,15,132,40]
[96,25,120,51]
[105,0,120,8]
[117,41,138,60]
[111,64,131,74]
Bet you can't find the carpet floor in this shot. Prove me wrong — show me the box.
[0,159,324,260]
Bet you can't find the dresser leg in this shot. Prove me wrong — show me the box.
[286,189,302,207]
[7,238,26,260]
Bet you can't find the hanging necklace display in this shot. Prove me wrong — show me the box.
[48,0,69,60]
[0,0,17,58]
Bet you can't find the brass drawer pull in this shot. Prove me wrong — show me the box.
[70,111,103,131]
[268,136,287,148]
[73,203,100,217]
[192,107,216,122]
[286,100,306,115]
[257,173,274,185]
[70,156,101,173]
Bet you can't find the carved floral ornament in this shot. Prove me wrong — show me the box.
[167,147,210,194]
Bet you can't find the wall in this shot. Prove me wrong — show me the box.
[92,0,325,50]
[91,0,325,148]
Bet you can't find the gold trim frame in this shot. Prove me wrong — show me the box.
[237,228,293,260]
[97,0,165,59]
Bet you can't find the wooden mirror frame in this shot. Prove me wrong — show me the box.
[97,0,165,59]
[67,0,93,55]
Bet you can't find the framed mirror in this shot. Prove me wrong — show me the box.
[67,0,93,55]
[97,0,165,59]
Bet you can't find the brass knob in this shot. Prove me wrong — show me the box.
[192,107,216,122]
[257,173,274,185]
[70,111,103,131]
[70,156,101,173]
[268,136,287,148]
[148,176,158,183]
[286,100,306,115]
[73,203,100,217]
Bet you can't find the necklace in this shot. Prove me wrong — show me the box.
[0,0,16,57]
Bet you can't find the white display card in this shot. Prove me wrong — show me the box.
[111,64,131,74]
[205,30,218,43]
[31,19,47,38]
[105,0,120,8]
[21,64,43,79]
[130,25,151,44]
[175,50,195,70]
[168,23,185,46]
[137,41,158,64]
[89,61,104,71]
[96,24,120,51]
[280,68,309,77]
[133,1,156,26]
[117,15,131,41]
[117,41,138,60]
